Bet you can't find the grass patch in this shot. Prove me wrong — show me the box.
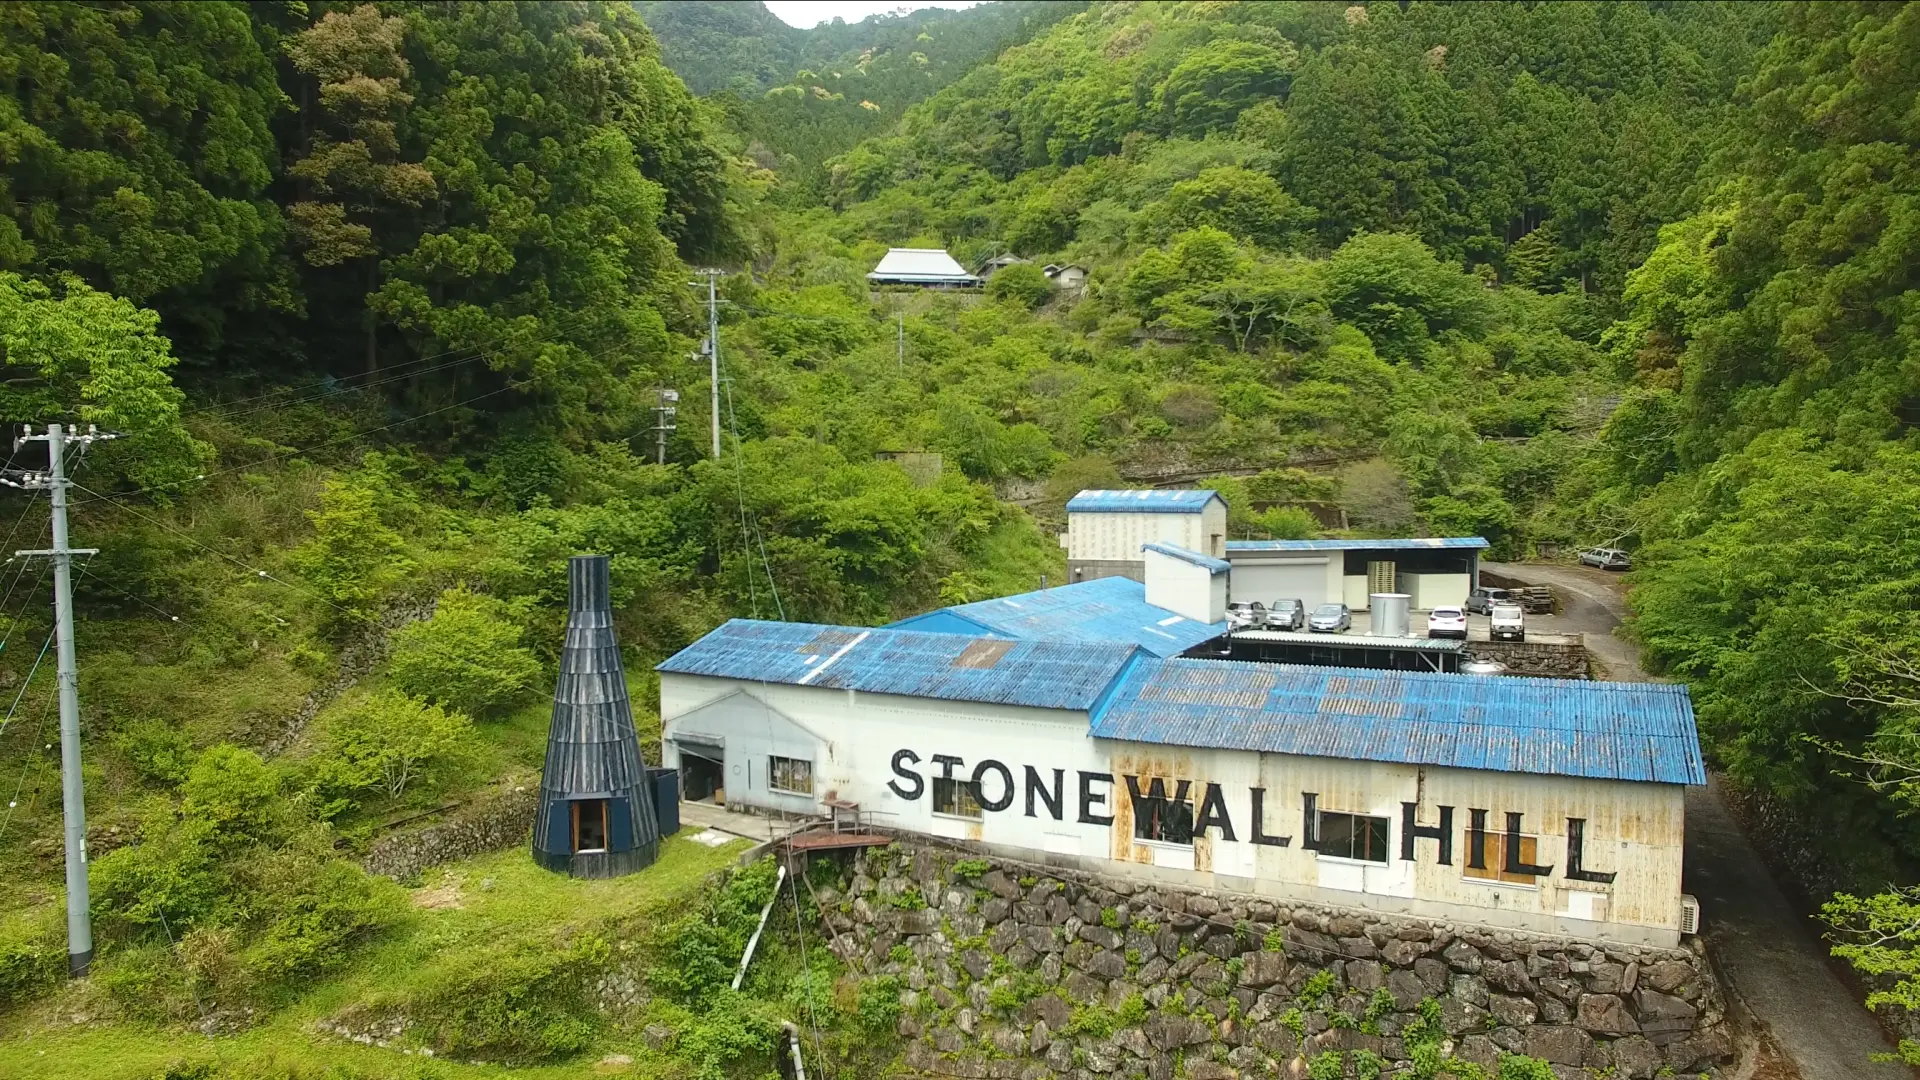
[0,834,752,1079]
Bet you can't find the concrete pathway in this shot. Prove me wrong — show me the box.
[1685,777,1910,1078]
[676,799,814,844]
[1484,562,1914,1077]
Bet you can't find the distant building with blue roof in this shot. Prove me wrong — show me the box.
[1063,489,1229,585]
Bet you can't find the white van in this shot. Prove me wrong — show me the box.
[1490,603,1525,642]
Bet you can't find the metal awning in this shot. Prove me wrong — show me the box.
[1228,630,1464,652]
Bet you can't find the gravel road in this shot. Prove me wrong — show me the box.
[1483,562,1914,1079]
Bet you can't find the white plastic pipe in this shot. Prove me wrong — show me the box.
[732,863,788,990]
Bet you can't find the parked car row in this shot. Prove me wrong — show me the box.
[1226,598,1347,632]
[1229,597,1527,640]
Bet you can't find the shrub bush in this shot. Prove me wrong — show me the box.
[309,689,476,813]
[388,587,542,718]
[986,262,1052,309]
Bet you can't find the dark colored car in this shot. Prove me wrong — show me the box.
[1265,599,1306,631]
[1579,548,1632,571]
[1465,587,1513,615]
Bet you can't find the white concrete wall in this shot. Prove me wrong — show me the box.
[1343,575,1371,610]
[1068,500,1226,563]
[659,672,1689,946]
[1143,548,1224,623]
[1401,572,1471,611]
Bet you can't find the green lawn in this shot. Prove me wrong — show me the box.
[0,833,751,1080]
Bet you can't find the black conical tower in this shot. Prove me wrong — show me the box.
[531,555,660,878]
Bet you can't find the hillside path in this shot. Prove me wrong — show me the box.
[1483,562,1914,1079]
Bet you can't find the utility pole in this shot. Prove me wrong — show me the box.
[691,269,724,460]
[897,308,905,368]
[6,423,114,978]
[652,388,679,466]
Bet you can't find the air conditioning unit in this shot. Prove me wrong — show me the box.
[1679,893,1702,936]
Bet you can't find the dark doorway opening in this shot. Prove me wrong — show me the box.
[680,750,724,803]
[572,798,608,853]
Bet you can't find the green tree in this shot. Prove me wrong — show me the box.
[986,262,1052,309]
[289,475,412,632]
[1324,233,1492,359]
[0,1,289,361]
[312,689,474,805]
[389,587,542,718]
[1155,40,1295,135]
[1144,166,1316,251]
[0,273,212,491]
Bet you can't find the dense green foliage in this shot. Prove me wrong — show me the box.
[641,1,1086,199]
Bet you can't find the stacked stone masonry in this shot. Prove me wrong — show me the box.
[823,842,1732,1080]
[1461,640,1590,680]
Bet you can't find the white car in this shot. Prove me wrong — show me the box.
[1490,603,1525,642]
[1427,607,1468,639]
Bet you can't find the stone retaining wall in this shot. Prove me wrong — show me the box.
[1463,639,1590,680]
[362,781,537,882]
[822,841,1732,1080]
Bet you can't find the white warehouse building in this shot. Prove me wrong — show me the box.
[657,524,1705,947]
[1061,488,1486,611]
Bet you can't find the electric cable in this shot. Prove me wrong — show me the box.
[183,305,604,420]
[71,382,522,507]
[66,480,357,615]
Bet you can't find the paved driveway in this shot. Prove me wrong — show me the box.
[1483,562,1913,1078]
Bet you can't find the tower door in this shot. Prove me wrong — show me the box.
[572,799,608,853]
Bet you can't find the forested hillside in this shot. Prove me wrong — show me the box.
[639,0,1087,199]
[3,0,1920,1074]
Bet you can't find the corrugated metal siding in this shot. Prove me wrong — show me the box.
[656,619,1143,710]
[1066,489,1223,513]
[1226,537,1490,552]
[891,577,1226,657]
[1090,658,1705,785]
[1142,541,1231,574]
[1228,629,1465,652]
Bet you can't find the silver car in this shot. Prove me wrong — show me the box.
[1308,602,1351,633]
[1265,599,1306,631]
[1579,547,1632,570]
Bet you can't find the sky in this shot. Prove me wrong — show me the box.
[763,1,987,29]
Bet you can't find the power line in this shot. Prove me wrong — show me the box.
[182,306,604,421]
[70,382,521,508]
[66,480,355,616]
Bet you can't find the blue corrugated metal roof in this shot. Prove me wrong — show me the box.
[888,577,1227,658]
[657,620,1142,711]
[1226,537,1489,552]
[1142,542,1230,575]
[1089,658,1704,785]
[1066,489,1224,513]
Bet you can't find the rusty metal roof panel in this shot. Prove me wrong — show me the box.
[1090,658,1703,785]
[657,619,1142,711]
